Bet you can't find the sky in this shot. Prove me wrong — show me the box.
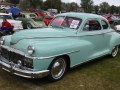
[61,0,120,6]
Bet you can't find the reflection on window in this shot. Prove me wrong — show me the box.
[50,16,82,30]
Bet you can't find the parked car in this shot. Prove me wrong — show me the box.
[16,13,46,29]
[35,11,54,26]
[102,15,120,26]
[0,13,120,82]
[47,8,58,14]
[43,16,53,26]
[0,5,10,10]
[0,13,23,31]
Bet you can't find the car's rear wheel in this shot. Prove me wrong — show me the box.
[48,57,67,81]
[111,46,119,57]
[27,23,32,29]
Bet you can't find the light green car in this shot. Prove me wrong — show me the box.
[16,13,45,29]
[0,12,120,81]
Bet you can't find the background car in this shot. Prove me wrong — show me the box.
[16,13,46,29]
[102,15,120,27]
[35,11,54,26]
[0,13,23,31]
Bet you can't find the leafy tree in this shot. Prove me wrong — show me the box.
[19,0,30,10]
[81,0,94,13]
[110,5,116,14]
[5,0,20,4]
[94,5,99,14]
[44,0,62,12]
[69,2,79,11]
[61,2,79,12]
[99,2,110,14]
[29,0,43,9]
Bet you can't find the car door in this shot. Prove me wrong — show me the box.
[78,19,109,60]
[100,19,113,51]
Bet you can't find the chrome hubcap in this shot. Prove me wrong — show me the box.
[51,58,66,79]
[27,24,32,29]
[112,46,118,57]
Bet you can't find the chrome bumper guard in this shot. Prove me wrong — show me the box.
[0,56,49,78]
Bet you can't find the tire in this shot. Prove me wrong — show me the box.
[26,23,32,29]
[111,46,119,57]
[114,22,118,26]
[47,57,67,82]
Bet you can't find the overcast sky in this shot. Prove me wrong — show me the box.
[61,0,120,6]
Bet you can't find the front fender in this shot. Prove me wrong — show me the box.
[12,38,94,59]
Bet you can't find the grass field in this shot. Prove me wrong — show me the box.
[0,52,120,90]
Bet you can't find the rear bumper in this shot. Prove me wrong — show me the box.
[0,56,49,78]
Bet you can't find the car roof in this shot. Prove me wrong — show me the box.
[57,12,105,20]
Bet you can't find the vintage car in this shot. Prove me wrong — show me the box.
[0,12,120,82]
[35,11,54,26]
[16,13,46,29]
[0,13,23,31]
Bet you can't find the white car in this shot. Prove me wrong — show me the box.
[0,5,10,10]
[0,13,23,31]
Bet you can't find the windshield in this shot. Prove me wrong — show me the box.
[49,16,82,30]
[0,15,13,19]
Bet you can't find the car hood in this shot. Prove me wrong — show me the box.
[11,27,77,44]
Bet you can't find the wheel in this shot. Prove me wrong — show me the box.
[111,46,119,57]
[48,57,67,81]
[26,23,32,29]
[114,22,118,26]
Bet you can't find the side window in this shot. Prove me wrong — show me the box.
[101,20,109,29]
[83,20,101,31]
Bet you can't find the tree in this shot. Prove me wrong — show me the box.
[94,5,99,14]
[19,0,30,10]
[61,2,79,12]
[110,5,116,14]
[99,2,110,14]
[69,2,79,11]
[5,0,20,4]
[81,0,94,13]
[44,0,62,12]
[29,0,43,9]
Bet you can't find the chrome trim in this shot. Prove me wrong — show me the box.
[10,30,115,45]
[0,56,49,78]
[0,45,80,60]
[1,45,25,56]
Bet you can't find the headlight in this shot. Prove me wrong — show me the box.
[27,46,35,55]
[0,37,5,45]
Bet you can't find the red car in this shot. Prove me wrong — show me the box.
[43,16,53,26]
[35,11,54,26]
[102,15,112,22]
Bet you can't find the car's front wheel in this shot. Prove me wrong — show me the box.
[27,23,32,29]
[48,57,67,81]
[111,46,119,57]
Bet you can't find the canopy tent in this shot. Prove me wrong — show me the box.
[6,7,20,16]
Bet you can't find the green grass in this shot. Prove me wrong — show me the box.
[0,52,120,90]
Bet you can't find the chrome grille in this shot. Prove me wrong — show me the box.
[0,48,33,69]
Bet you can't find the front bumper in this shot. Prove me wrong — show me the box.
[0,56,49,78]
